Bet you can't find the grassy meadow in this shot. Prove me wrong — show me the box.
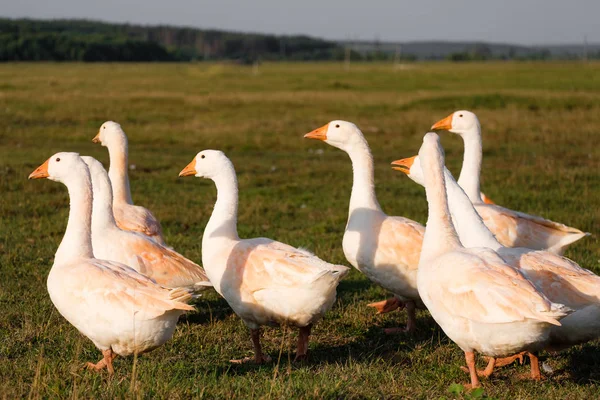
[0,61,599,399]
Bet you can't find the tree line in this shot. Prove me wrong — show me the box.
[0,18,340,62]
[1,18,596,62]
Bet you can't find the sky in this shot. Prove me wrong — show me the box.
[3,0,600,45]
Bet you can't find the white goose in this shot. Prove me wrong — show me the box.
[179,150,349,363]
[28,153,194,374]
[413,132,571,388]
[93,121,166,245]
[81,156,211,291]
[431,111,588,254]
[305,121,424,333]
[394,154,600,379]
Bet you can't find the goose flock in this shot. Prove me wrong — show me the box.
[28,111,594,388]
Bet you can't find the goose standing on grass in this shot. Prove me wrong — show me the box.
[304,121,424,333]
[81,156,211,291]
[179,150,349,363]
[28,153,194,374]
[394,154,600,380]
[411,132,571,388]
[93,121,166,245]
[431,111,588,254]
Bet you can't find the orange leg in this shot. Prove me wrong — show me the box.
[479,357,496,377]
[464,351,481,389]
[461,356,496,378]
[461,351,527,378]
[529,352,542,381]
[367,297,404,314]
[86,349,117,374]
[491,352,526,368]
[382,301,416,334]
[462,351,542,381]
[230,328,272,364]
[294,324,312,362]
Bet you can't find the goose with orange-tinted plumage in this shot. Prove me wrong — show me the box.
[304,121,425,333]
[408,132,571,388]
[431,111,588,254]
[394,153,600,381]
[93,121,167,245]
[179,150,349,363]
[28,153,194,374]
[81,156,211,291]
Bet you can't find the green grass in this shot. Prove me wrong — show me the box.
[1,61,599,399]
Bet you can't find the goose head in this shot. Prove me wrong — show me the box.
[392,155,424,186]
[29,152,86,183]
[81,156,112,192]
[81,156,105,175]
[420,132,445,158]
[414,132,446,179]
[431,110,480,138]
[179,150,231,180]
[391,133,446,186]
[93,121,127,148]
[304,120,366,152]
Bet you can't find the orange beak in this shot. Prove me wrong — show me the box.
[431,113,454,131]
[304,123,329,141]
[28,158,51,179]
[92,131,101,143]
[179,158,197,177]
[391,156,416,174]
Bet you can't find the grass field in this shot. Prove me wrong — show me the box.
[1,61,599,399]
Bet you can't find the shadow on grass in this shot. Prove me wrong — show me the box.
[566,343,600,384]
[336,277,373,296]
[204,314,446,377]
[180,296,234,325]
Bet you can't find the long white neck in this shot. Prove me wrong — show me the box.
[346,138,382,214]
[88,166,119,233]
[203,161,240,246]
[456,125,483,204]
[107,137,133,205]
[55,163,95,263]
[443,168,501,250]
[420,146,462,263]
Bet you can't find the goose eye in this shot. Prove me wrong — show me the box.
[335,124,340,128]
[56,158,60,162]
[201,155,205,159]
[459,114,463,117]
[103,126,106,129]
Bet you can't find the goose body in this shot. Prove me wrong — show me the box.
[397,154,600,365]
[28,153,194,373]
[431,111,588,254]
[179,150,348,362]
[412,133,570,388]
[81,156,211,291]
[93,121,166,245]
[305,121,424,332]
[503,251,600,351]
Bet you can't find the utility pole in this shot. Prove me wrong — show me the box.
[344,43,351,71]
[394,43,402,70]
[583,34,588,62]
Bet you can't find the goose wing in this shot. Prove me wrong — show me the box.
[429,248,570,326]
[61,259,194,323]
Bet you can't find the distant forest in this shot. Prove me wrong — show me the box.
[0,18,340,62]
[1,18,598,62]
